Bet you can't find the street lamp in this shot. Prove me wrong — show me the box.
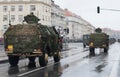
[8,11,11,26]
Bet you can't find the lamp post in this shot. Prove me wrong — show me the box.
[8,11,11,26]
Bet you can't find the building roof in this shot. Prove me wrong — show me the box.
[64,9,73,16]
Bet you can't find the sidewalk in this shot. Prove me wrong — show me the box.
[0,45,8,63]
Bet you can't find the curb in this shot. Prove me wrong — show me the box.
[0,58,8,64]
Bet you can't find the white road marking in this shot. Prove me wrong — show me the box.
[109,42,120,77]
[17,67,44,77]
[17,62,59,77]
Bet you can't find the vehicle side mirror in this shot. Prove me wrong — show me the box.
[64,28,69,34]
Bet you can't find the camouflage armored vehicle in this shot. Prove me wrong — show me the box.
[118,39,120,43]
[109,38,116,44]
[4,13,61,67]
[83,34,90,48]
[89,28,109,56]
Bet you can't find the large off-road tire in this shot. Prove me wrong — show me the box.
[89,48,95,56]
[28,56,36,68]
[39,53,48,67]
[8,65,19,75]
[53,51,61,62]
[104,47,108,53]
[83,44,86,48]
[8,55,19,67]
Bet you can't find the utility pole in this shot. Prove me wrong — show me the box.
[9,11,11,26]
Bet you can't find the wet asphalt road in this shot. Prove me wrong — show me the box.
[0,43,120,77]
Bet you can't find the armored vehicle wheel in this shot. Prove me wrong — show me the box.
[28,57,36,67]
[54,51,61,62]
[8,55,19,67]
[89,48,95,56]
[83,44,86,48]
[39,53,48,67]
[104,48,108,53]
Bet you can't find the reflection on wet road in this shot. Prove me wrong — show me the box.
[60,42,120,77]
[0,43,120,77]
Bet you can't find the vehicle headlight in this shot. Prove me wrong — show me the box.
[102,44,106,47]
[89,42,93,46]
[6,45,13,53]
[8,45,13,51]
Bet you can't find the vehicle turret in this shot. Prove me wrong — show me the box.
[95,28,102,33]
[24,12,40,24]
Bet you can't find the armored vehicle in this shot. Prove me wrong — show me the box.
[118,39,120,43]
[4,13,61,67]
[109,38,116,44]
[89,28,109,56]
[83,34,90,48]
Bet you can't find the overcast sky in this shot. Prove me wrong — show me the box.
[54,0,120,31]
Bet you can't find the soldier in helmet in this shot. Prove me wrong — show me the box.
[95,27,102,33]
[24,12,40,24]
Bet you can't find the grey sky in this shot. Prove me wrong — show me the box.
[54,0,120,30]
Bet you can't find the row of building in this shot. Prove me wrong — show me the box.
[0,0,95,41]
[102,28,120,39]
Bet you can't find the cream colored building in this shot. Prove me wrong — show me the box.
[64,9,95,41]
[51,0,66,36]
[0,0,52,36]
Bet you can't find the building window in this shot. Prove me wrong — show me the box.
[30,5,36,11]
[48,8,51,13]
[3,6,8,12]
[3,0,8,1]
[42,6,44,12]
[11,6,15,11]
[3,15,8,21]
[45,16,47,21]
[45,0,47,3]
[18,5,23,11]
[3,25,8,29]
[42,15,44,21]
[11,0,15,1]
[46,7,48,12]
[11,15,15,22]
[49,16,50,21]
[18,15,23,22]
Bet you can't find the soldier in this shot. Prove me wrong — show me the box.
[24,12,40,24]
[95,28,102,33]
